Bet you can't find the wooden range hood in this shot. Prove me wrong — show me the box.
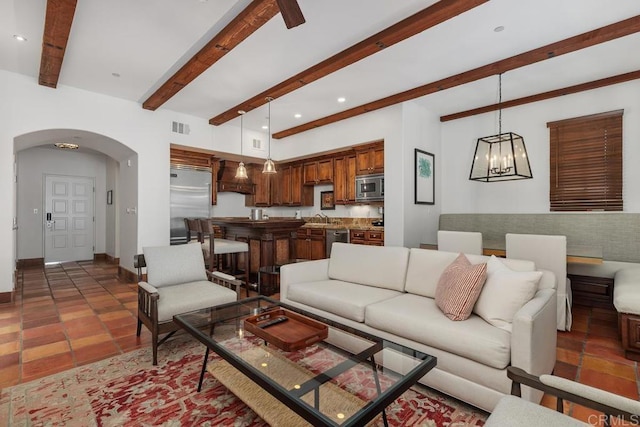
[217,160,255,195]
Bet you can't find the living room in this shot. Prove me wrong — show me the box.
[2,0,640,425]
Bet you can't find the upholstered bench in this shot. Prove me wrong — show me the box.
[613,268,640,361]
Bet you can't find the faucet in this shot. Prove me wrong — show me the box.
[314,213,329,224]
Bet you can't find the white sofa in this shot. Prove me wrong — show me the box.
[280,243,558,412]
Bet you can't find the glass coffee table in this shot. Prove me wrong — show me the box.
[174,297,436,427]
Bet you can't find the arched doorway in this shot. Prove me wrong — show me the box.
[14,129,138,268]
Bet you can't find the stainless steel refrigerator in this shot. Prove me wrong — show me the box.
[170,167,211,245]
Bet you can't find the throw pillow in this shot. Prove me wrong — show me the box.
[473,255,543,331]
[435,253,487,321]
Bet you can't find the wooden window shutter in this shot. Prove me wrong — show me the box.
[548,110,623,212]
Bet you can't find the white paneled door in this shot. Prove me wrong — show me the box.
[44,175,95,263]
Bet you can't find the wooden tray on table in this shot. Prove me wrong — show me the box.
[244,308,328,352]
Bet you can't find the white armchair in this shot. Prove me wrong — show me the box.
[506,233,571,331]
[135,244,240,365]
[486,367,640,426]
[437,230,483,255]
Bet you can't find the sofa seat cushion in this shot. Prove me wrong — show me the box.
[365,294,511,369]
[156,280,237,322]
[614,268,640,315]
[287,280,402,323]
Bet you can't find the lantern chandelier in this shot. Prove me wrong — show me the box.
[469,73,533,182]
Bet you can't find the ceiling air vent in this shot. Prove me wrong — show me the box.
[171,121,190,135]
[253,138,262,149]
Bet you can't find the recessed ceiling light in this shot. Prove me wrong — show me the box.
[262,125,268,130]
[54,142,79,150]
[111,72,121,78]
[337,97,346,103]
[13,34,27,42]
[294,113,302,118]
[494,26,505,32]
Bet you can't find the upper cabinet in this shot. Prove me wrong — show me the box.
[334,154,357,205]
[246,162,313,207]
[247,165,272,206]
[281,163,313,206]
[303,158,334,185]
[355,142,384,175]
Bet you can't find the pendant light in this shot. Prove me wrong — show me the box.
[469,73,532,182]
[235,110,248,179]
[262,97,277,174]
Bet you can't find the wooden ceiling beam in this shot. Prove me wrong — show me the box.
[39,0,77,88]
[209,0,489,126]
[440,70,640,122]
[273,15,640,139]
[275,0,305,29]
[142,0,280,111]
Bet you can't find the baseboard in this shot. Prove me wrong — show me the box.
[105,254,120,264]
[0,291,13,304]
[16,258,44,269]
[119,266,139,283]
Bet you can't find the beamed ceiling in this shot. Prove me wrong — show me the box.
[3,0,640,140]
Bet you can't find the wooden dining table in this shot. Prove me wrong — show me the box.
[420,241,603,265]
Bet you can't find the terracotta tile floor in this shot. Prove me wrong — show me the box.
[0,260,152,387]
[0,261,637,425]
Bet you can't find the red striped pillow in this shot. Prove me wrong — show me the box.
[435,253,487,321]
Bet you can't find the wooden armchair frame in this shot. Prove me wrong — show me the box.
[508,366,640,426]
[134,253,242,365]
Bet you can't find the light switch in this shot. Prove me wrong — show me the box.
[33,208,38,214]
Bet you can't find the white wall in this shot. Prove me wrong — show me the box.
[401,102,442,249]
[2,71,218,293]
[441,80,640,214]
[105,157,118,258]
[16,147,107,260]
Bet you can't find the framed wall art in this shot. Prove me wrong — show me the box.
[320,191,335,210]
[414,149,435,205]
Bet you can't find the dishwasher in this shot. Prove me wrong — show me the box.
[326,229,349,258]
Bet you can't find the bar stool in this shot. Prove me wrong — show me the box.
[198,218,251,297]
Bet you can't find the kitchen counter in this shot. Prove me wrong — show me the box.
[300,223,384,231]
[210,218,306,282]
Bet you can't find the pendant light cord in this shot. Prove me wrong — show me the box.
[498,73,502,136]
[267,98,271,158]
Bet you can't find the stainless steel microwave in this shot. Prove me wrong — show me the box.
[355,174,384,202]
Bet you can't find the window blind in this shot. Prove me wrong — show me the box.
[548,110,623,212]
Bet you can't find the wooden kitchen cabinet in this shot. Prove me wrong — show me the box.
[295,228,326,260]
[355,143,384,175]
[246,164,273,206]
[303,158,334,185]
[334,154,357,204]
[277,163,313,206]
[350,229,384,246]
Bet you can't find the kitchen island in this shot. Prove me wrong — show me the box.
[210,218,306,284]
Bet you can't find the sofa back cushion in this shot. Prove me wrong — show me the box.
[405,248,537,298]
[143,244,207,288]
[328,243,409,291]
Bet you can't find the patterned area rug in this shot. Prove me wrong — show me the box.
[0,332,487,426]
